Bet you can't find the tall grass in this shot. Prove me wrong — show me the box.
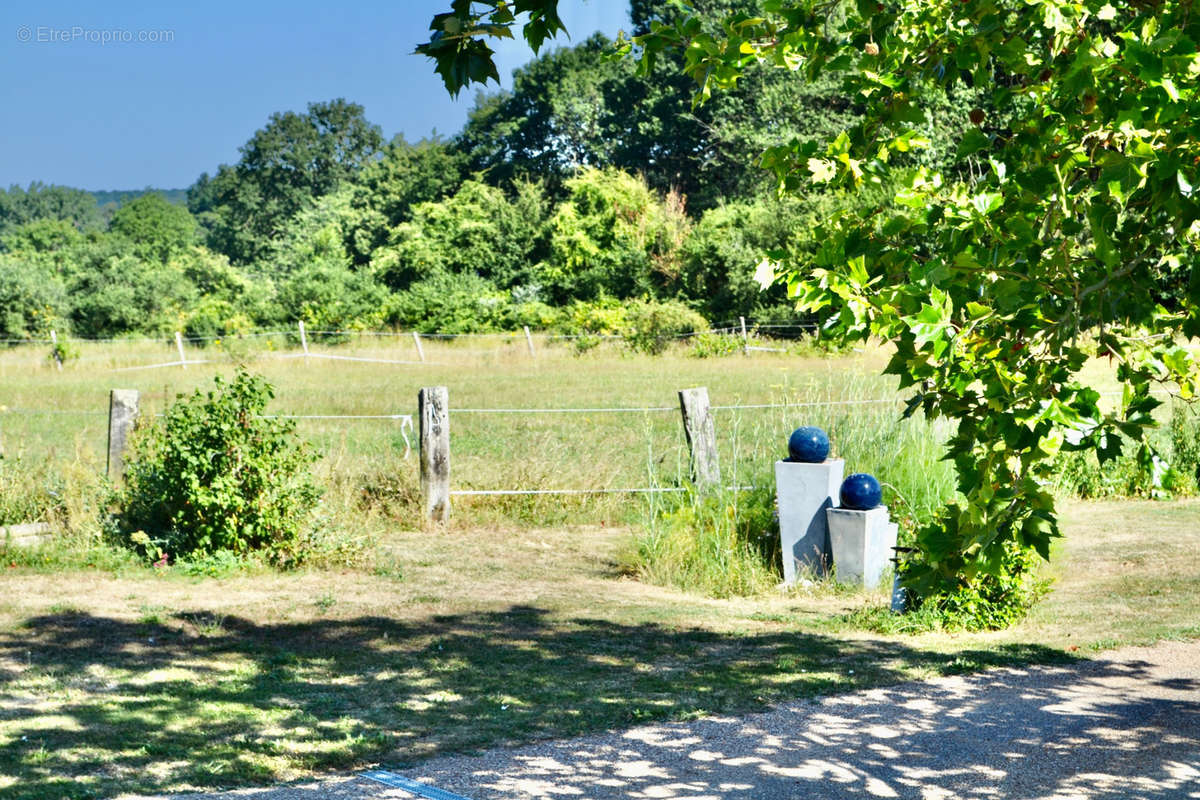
[629,392,958,597]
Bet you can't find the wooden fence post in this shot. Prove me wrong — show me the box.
[739,316,749,355]
[107,389,140,481]
[412,331,426,362]
[678,386,720,488]
[298,320,310,357]
[50,330,63,371]
[419,386,450,523]
[174,331,187,369]
[523,325,536,357]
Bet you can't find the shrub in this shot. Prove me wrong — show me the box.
[68,243,197,337]
[894,542,1049,632]
[623,299,708,355]
[275,261,391,333]
[545,168,690,302]
[0,256,68,340]
[1053,411,1199,500]
[386,271,510,333]
[689,332,742,358]
[116,369,321,565]
[375,179,550,291]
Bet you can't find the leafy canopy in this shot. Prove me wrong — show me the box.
[188,99,383,265]
[416,0,568,95]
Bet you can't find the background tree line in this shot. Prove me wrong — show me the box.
[0,0,973,344]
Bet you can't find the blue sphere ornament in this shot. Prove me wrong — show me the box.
[787,426,830,463]
[840,473,882,510]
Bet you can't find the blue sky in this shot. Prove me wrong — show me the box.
[0,1,630,191]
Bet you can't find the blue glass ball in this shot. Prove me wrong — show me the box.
[787,426,830,463]
[840,473,882,510]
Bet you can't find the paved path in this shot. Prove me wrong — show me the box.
[140,640,1200,800]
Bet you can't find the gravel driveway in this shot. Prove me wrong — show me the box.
[132,639,1200,800]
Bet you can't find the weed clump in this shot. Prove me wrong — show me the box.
[629,482,780,598]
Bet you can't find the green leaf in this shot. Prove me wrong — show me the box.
[807,158,837,183]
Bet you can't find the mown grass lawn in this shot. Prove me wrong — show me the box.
[1,498,1197,800]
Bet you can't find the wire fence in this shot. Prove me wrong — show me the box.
[0,319,822,372]
[0,377,1184,511]
[0,321,820,347]
[0,386,909,503]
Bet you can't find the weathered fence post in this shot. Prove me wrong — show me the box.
[298,320,310,358]
[523,325,536,358]
[678,386,720,488]
[107,389,140,480]
[50,330,62,371]
[739,316,749,355]
[419,386,450,523]
[412,331,426,362]
[174,331,187,369]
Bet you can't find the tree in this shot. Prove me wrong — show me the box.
[189,99,384,265]
[0,254,68,339]
[372,178,551,291]
[453,7,881,211]
[455,34,631,192]
[345,135,466,264]
[67,237,196,337]
[0,183,103,236]
[108,192,198,264]
[424,1,1200,622]
[544,167,689,301]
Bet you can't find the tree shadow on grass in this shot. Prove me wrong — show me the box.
[0,606,1074,799]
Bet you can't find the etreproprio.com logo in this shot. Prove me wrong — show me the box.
[16,25,175,44]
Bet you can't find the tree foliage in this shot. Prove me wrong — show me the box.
[637,0,1200,606]
[108,192,198,264]
[189,99,383,265]
[451,6,882,211]
[346,136,466,264]
[545,167,690,301]
[0,183,103,236]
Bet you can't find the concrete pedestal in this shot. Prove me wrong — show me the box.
[825,505,898,589]
[775,458,844,583]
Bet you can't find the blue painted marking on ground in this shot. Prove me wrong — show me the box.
[360,770,475,800]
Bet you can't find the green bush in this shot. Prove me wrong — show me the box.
[0,255,68,339]
[386,271,510,333]
[544,168,690,302]
[689,332,742,358]
[275,261,391,333]
[892,541,1048,632]
[68,242,197,337]
[116,369,321,566]
[623,299,708,354]
[375,179,550,291]
[1053,409,1200,500]
[1169,404,1200,488]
